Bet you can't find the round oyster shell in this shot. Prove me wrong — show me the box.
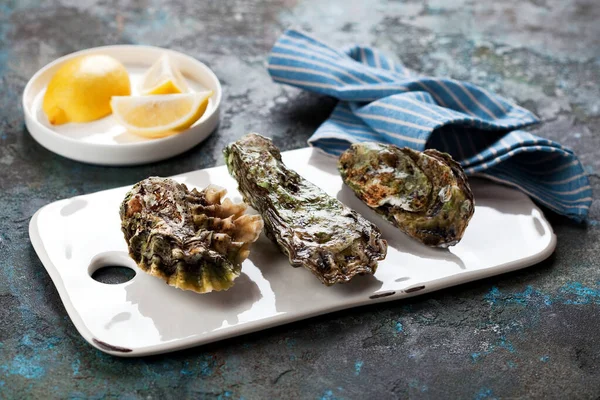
[120,177,263,293]
[338,143,474,247]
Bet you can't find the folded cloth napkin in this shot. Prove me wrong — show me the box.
[267,29,592,221]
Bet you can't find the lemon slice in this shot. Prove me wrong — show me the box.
[139,54,190,95]
[111,91,213,138]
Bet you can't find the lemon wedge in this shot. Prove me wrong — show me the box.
[138,54,190,95]
[43,54,131,125]
[110,91,213,138]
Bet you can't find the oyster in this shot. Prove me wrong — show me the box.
[224,133,387,285]
[338,143,474,247]
[119,177,263,293]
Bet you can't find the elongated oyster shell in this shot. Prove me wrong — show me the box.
[338,143,474,247]
[119,177,263,293]
[224,133,387,285]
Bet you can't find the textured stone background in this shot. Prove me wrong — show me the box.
[1,0,599,398]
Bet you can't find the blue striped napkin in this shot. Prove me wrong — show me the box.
[267,29,592,221]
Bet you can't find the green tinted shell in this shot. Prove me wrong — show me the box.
[120,177,263,293]
[224,133,387,285]
[338,143,474,247]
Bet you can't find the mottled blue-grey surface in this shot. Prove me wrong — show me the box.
[1,0,599,399]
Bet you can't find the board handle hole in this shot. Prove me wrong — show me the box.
[91,266,136,284]
[88,251,137,285]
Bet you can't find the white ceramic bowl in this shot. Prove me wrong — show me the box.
[22,45,222,166]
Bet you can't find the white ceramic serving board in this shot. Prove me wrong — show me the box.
[29,147,556,357]
[23,45,221,166]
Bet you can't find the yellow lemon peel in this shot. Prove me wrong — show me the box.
[43,54,131,125]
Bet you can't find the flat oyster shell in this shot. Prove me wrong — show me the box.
[224,133,387,285]
[120,177,263,293]
[339,143,474,247]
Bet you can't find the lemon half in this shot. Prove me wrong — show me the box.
[139,54,190,95]
[43,54,131,125]
[110,91,213,138]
